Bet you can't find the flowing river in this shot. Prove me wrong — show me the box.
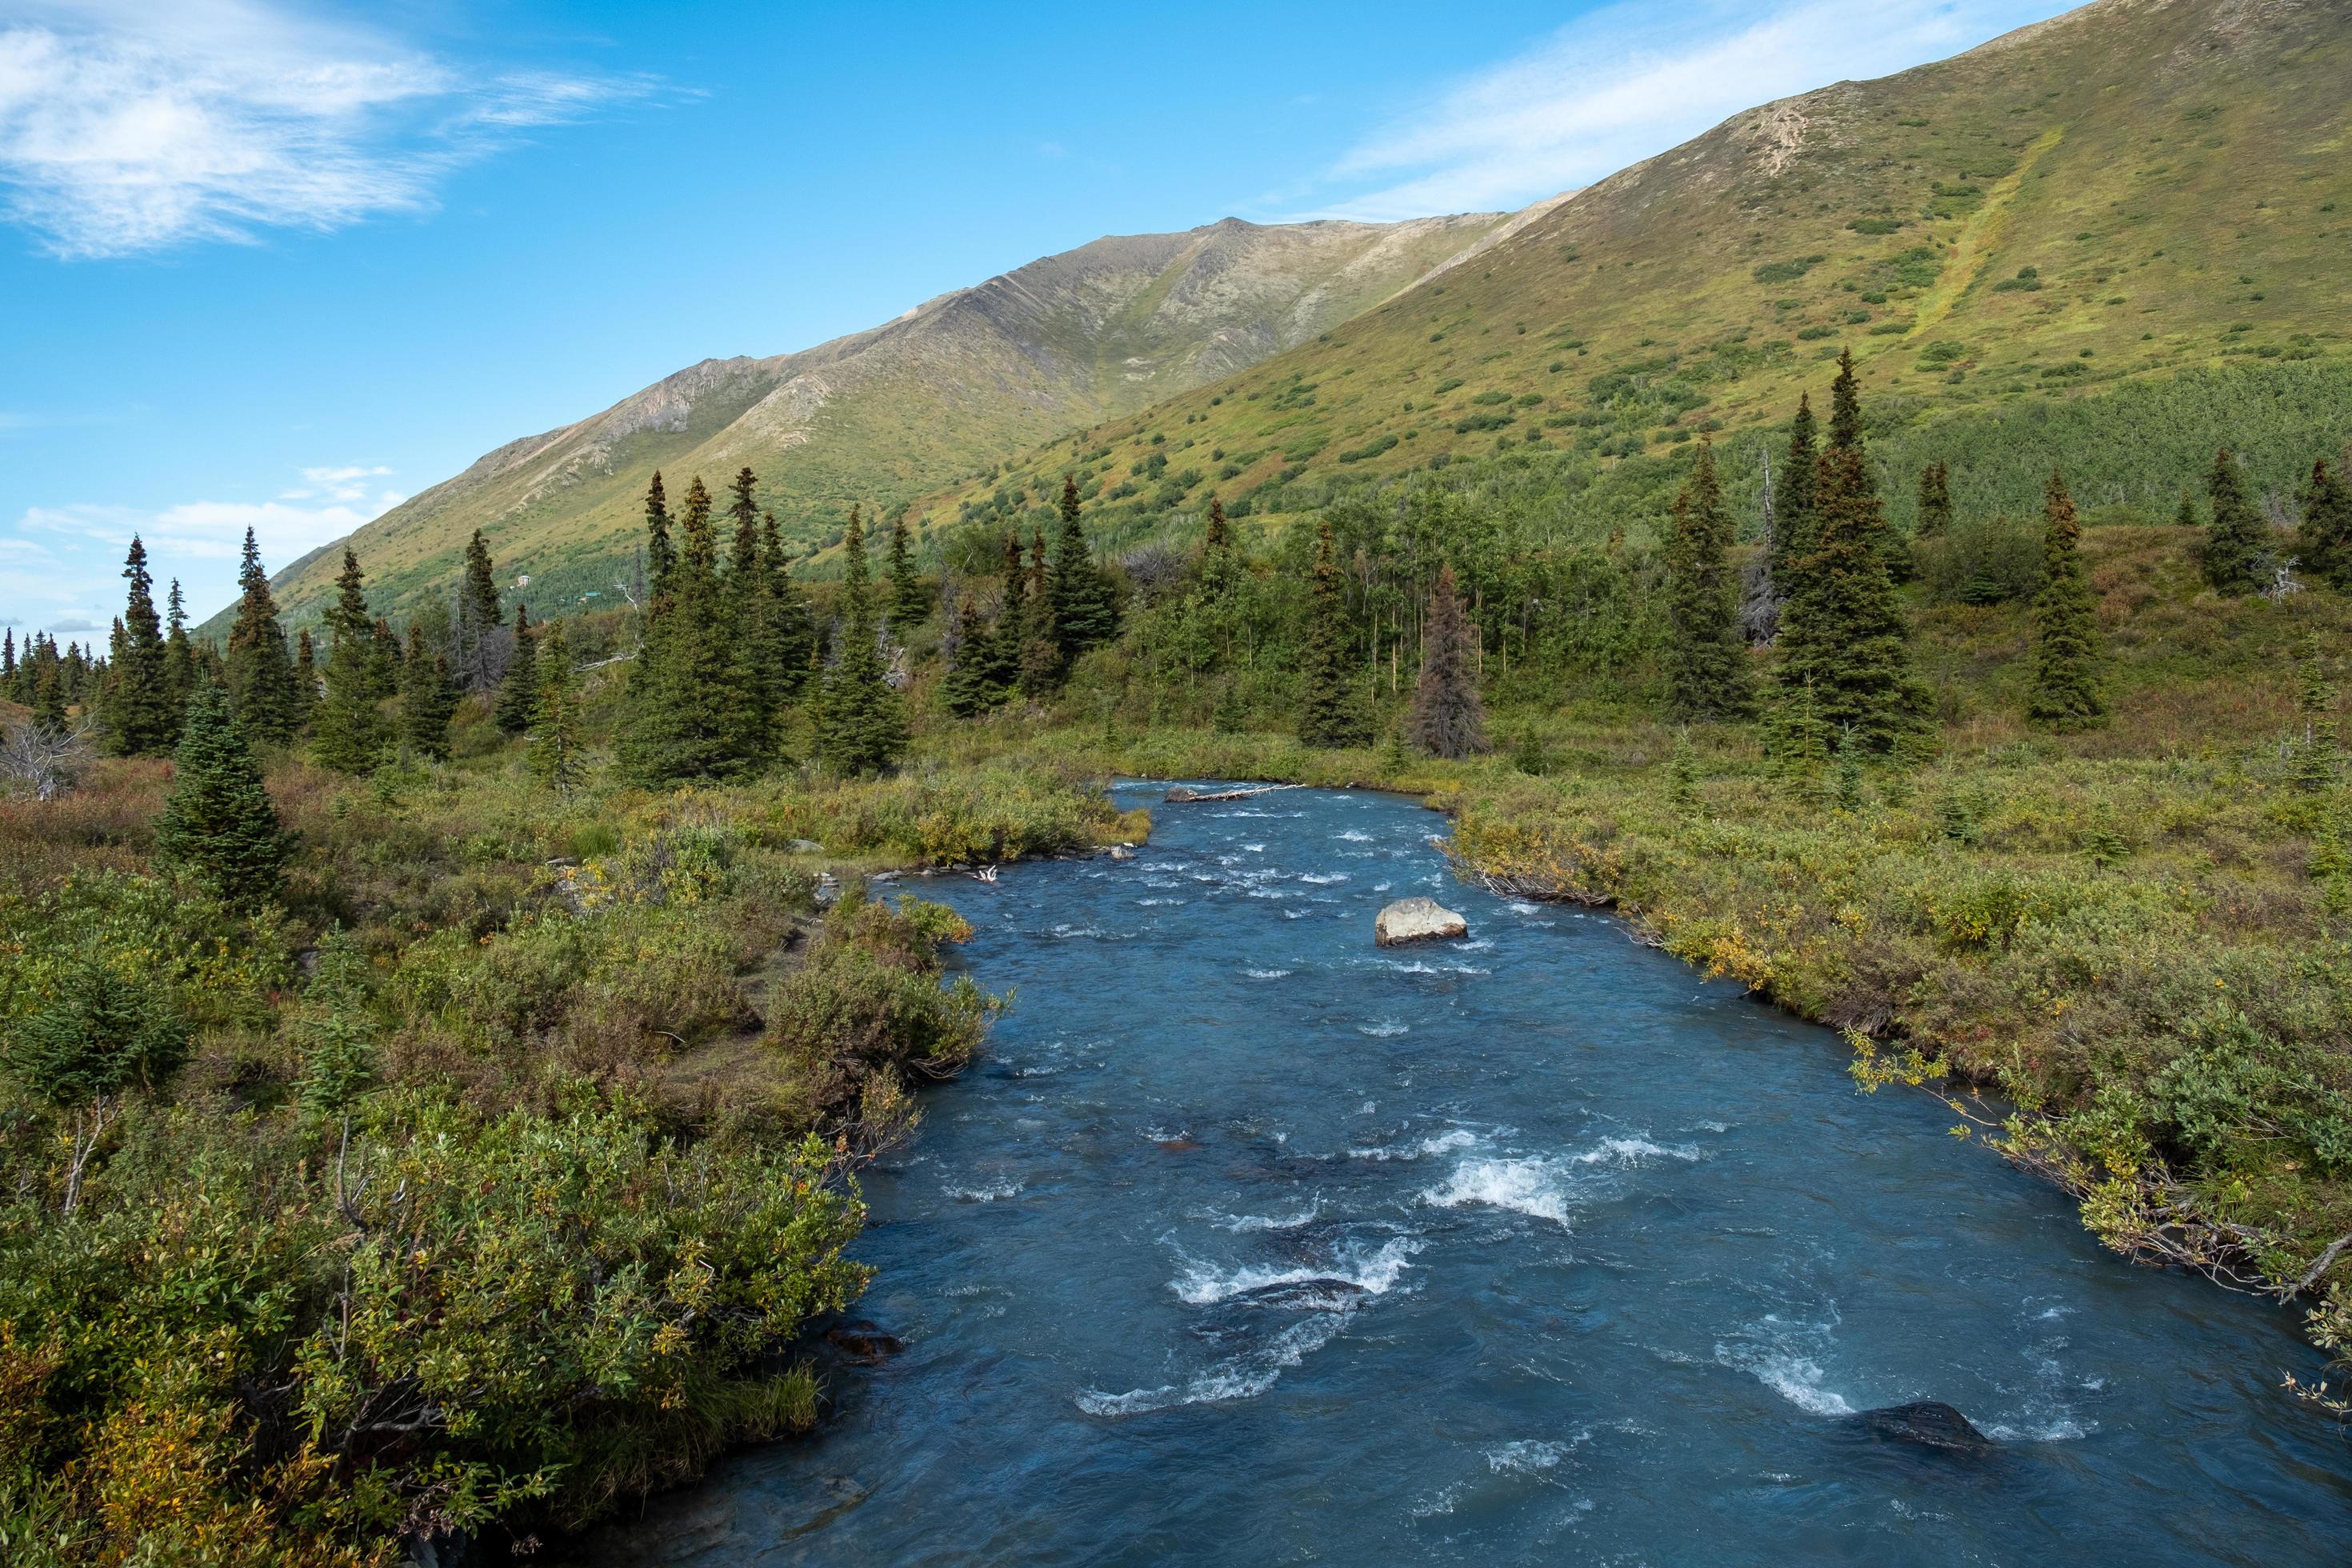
[589,782,2352,1565]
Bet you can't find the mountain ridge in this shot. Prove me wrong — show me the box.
[921,0,2350,549]
[209,212,1511,633]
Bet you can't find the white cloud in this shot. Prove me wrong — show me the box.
[1304,0,2074,220]
[0,1,654,258]
[20,463,400,565]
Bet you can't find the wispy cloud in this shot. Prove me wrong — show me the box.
[0,1,656,258]
[1304,0,2072,220]
[22,462,400,562]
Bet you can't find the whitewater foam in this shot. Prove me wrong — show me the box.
[942,1180,1023,1202]
[1359,1019,1410,1038]
[1075,1312,1345,1417]
[1421,1157,1575,1224]
[1170,1234,1422,1306]
[1350,1127,1482,1162]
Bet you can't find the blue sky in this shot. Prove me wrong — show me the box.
[0,0,2074,638]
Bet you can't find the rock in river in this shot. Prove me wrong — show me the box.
[1374,897,1467,946]
[1847,1402,1994,1452]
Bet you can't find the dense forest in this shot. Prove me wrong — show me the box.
[4,342,2351,1560]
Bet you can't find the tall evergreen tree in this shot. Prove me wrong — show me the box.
[293,628,317,721]
[154,681,290,909]
[30,656,66,734]
[1405,562,1488,758]
[1298,518,1370,748]
[526,621,588,798]
[1047,476,1117,661]
[311,550,386,774]
[366,615,402,702]
[400,624,458,762]
[1826,348,1866,460]
[642,472,676,601]
[2202,446,2267,595]
[940,590,998,718]
[104,536,173,756]
[724,470,778,763]
[762,513,817,697]
[2026,469,2106,730]
[1200,495,1237,602]
[1018,527,1059,696]
[494,604,539,735]
[619,476,762,782]
[1778,445,1929,752]
[889,511,929,627]
[1664,439,1753,720]
[1,629,13,690]
[454,529,504,690]
[1917,462,1953,539]
[2294,458,2352,590]
[1770,393,1821,590]
[817,507,907,774]
[162,579,195,727]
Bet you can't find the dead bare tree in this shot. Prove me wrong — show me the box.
[0,714,96,801]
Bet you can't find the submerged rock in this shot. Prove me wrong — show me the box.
[1374,897,1468,946]
[1848,1402,1994,1451]
[825,1322,908,1362]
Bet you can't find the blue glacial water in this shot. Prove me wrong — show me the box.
[586,782,2352,1565]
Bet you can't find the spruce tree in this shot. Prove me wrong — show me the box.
[642,471,676,600]
[527,621,588,798]
[2295,458,2352,590]
[1405,562,1488,758]
[454,530,503,690]
[311,550,386,774]
[1770,393,1821,591]
[1778,446,1929,752]
[1,629,13,692]
[1826,348,1866,460]
[1018,527,1060,696]
[294,628,317,722]
[162,579,194,730]
[2202,447,2267,595]
[620,476,762,782]
[2174,491,2200,531]
[1201,495,1237,602]
[104,536,173,756]
[1664,439,1752,720]
[2026,469,2106,730]
[817,507,907,774]
[889,510,930,627]
[762,513,817,697]
[940,591,997,718]
[1298,518,1370,748]
[494,604,538,735]
[30,657,66,735]
[400,624,458,762]
[154,681,290,908]
[1048,476,1117,661]
[1917,462,1953,539]
[724,470,778,764]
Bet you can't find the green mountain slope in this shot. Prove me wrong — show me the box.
[934,0,2351,549]
[210,214,1512,634]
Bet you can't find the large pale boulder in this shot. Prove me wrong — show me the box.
[1374,897,1467,946]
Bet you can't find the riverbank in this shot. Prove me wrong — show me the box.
[0,748,1136,1564]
